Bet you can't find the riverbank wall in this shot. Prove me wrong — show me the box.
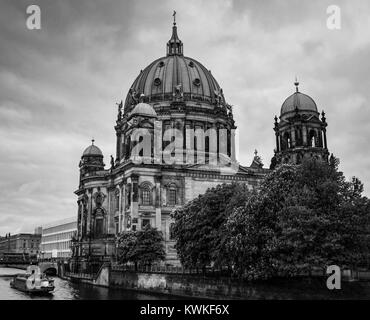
[110,269,258,299]
[64,265,110,288]
[64,265,370,299]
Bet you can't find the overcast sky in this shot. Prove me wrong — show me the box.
[1,0,370,235]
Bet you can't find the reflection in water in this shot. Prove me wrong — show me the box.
[0,267,175,300]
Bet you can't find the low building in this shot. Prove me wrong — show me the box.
[40,217,77,259]
[0,233,41,256]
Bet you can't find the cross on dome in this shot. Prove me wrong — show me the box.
[294,76,299,92]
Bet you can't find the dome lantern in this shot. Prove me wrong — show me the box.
[167,11,183,56]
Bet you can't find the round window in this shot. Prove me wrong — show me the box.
[193,78,201,86]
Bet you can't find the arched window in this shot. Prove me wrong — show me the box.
[205,135,210,164]
[126,184,132,208]
[140,182,152,206]
[318,130,323,147]
[94,207,105,238]
[95,218,103,237]
[125,136,131,159]
[295,128,303,146]
[309,130,317,147]
[283,132,291,149]
[141,189,151,205]
[167,184,177,206]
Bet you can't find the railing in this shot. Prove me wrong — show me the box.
[110,263,370,281]
[110,263,232,277]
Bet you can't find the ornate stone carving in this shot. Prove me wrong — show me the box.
[93,190,106,207]
[173,84,183,101]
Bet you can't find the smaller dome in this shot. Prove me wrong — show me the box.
[281,80,318,115]
[83,142,103,157]
[130,102,157,118]
[281,92,318,115]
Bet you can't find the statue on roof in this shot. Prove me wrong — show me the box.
[250,149,264,169]
[214,89,223,107]
[110,155,115,169]
[116,100,123,120]
[129,88,139,104]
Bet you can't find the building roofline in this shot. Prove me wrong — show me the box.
[41,216,76,230]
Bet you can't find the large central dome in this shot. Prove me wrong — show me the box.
[124,21,226,112]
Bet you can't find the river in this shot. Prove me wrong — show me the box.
[0,267,175,300]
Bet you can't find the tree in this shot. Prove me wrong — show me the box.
[117,226,165,269]
[117,231,137,265]
[225,192,272,279]
[225,157,370,279]
[135,225,166,266]
[171,183,250,270]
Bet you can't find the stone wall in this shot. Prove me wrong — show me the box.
[110,270,266,299]
[71,267,370,299]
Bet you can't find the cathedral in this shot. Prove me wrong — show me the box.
[71,16,329,268]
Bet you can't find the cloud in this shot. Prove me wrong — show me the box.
[0,0,369,235]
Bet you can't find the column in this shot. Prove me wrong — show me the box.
[323,128,327,149]
[107,188,111,234]
[131,176,139,230]
[117,185,122,233]
[155,176,162,230]
[87,189,93,235]
[154,120,162,164]
[302,125,307,146]
[275,132,280,152]
[290,127,296,147]
[116,131,121,161]
[77,201,82,238]
[315,129,319,147]
[185,123,194,165]
[230,129,236,162]
[121,183,126,232]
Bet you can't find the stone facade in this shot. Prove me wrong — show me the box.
[71,22,331,269]
[71,20,268,267]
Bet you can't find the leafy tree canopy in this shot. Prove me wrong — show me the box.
[172,156,370,280]
[117,225,165,267]
[171,183,251,269]
[225,157,370,279]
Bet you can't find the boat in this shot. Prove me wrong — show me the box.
[10,265,55,294]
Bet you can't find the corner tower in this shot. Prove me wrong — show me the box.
[271,80,329,169]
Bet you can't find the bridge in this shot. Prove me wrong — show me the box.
[38,261,59,276]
